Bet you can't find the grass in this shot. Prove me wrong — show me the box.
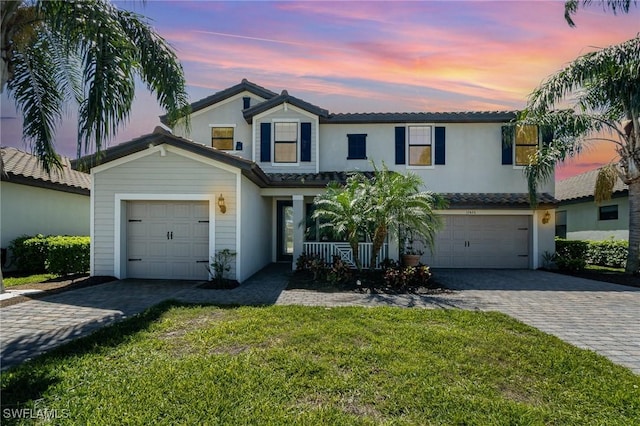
[2,302,638,425]
[585,264,625,273]
[3,273,59,288]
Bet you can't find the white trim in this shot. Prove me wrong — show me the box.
[271,119,301,166]
[92,146,163,174]
[189,91,265,121]
[315,116,320,173]
[433,209,534,215]
[89,171,95,276]
[209,123,237,128]
[292,194,304,201]
[235,173,242,281]
[532,210,539,269]
[113,194,216,279]
[405,124,435,170]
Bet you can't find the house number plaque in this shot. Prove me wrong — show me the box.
[466,210,477,215]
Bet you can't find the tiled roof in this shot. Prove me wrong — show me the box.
[1,147,90,195]
[266,171,376,187]
[243,90,329,122]
[74,127,272,188]
[322,111,518,124]
[556,168,628,202]
[441,192,558,208]
[159,79,278,124]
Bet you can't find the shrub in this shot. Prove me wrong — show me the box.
[46,236,90,275]
[8,234,90,274]
[8,234,49,272]
[209,249,237,282]
[327,255,351,285]
[586,240,628,268]
[555,239,588,272]
[384,264,432,291]
[296,252,329,281]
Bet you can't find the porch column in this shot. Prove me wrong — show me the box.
[388,232,400,262]
[292,195,305,270]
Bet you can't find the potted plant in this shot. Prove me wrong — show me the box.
[401,231,424,267]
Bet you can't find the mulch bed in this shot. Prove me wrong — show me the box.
[287,270,452,295]
[1,274,117,308]
[549,269,639,288]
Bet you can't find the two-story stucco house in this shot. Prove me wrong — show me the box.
[83,79,557,282]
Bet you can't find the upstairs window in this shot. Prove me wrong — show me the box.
[211,127,234,150]
[274,122,298,163]
[347,134,367,159]
[599,205,618,221]
[408,126,432,166]
[515,125,538,166]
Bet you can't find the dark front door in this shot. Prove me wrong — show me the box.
[277,201,294,262]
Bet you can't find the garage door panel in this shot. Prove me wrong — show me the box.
[426,215,530,269]
[126,201,210,280]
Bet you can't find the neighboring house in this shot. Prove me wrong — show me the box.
[555,168,629,241]
[1,147,91,265]
[81,79,557,282]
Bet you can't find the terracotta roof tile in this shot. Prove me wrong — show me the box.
[556,168,627,202]
[1,147,90,194]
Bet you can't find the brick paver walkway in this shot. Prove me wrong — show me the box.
[1,265,639,374]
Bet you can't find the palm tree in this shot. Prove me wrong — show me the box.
[312,177,369,271]
[518,35,640,274]
[1,0,190,172]
[564,0,637,27]
[365,163,447,269]
[312,163,447,271]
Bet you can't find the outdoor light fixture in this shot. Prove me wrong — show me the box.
[218,194,227,214]
[542,210,551,224]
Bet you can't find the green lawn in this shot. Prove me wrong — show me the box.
[3,273,59,288]
[2,303,638,425]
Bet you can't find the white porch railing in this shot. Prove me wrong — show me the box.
[303,242,388,269]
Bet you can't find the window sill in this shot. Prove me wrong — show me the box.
[347,157,367,160]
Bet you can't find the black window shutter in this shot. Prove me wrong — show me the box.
[301,122,312,162]
[501,125,513,165]
[434,127,446,165]
[541,125,553,146]
[260,122,271,162]
[347,134,367,159]
[395,127,406,164]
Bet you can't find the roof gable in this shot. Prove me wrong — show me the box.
[159,79,277,124]
[1,147,90,195]
[243,90,329,122]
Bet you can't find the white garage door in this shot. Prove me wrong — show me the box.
[425,215,530,268]
[127,201,209,280]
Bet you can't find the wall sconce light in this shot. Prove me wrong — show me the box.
[542,210,551,224]
[218,194,227,214]
[235,141,243,151]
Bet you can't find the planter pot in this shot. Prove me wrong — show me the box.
[402,254,421,267]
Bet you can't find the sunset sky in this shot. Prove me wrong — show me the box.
[1,1,638,179]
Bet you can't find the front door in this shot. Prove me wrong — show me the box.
[277,201,294,262]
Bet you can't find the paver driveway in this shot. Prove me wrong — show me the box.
[1,265,639,374]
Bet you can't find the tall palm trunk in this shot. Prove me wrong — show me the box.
[370,224,387,270]
[627,179,640,274]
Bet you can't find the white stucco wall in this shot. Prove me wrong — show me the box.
[173,92,259,161]
[0,181,90,249]
[560,196,629,241]
[239,175,272,281]
[91,145,239,279]
[318,122,554,194]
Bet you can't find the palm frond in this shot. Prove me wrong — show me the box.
[564,1,637,27]
[7,30,64,173]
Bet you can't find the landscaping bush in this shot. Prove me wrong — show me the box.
[555,239,588,272]
[586,240,628,268]
[554,238,629,270]
[8,234,49,272]
[383,263,432,291]
[46,236,90,275]
[8,234,90,274]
